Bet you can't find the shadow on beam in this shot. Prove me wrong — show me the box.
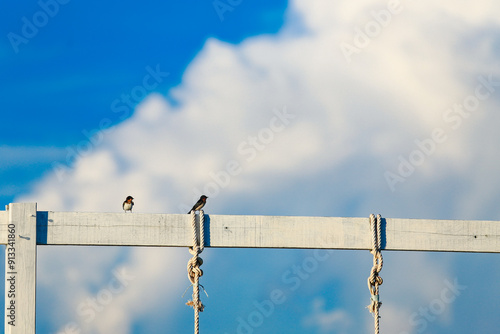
[36,211,48,245]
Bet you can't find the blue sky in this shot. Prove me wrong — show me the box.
[0,0,286,203]
[2,0,500,333]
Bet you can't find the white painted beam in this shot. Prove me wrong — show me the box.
[384,217,499,253]
[0,205,498,252]
[5,203,37,334]
[0,209,7,244]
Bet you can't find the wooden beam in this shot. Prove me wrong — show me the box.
[384,217,499,253]
[0,209,7,244]
[0,206,497,252]
[4,203,37,334]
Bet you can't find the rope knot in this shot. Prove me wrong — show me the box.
[187,256,204,284]
[368,274,383,287]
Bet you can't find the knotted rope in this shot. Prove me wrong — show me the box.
[367,213,383,334]
[186,210,205,334]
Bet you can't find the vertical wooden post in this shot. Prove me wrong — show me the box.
[5,203,37,334]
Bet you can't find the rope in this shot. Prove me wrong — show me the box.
[186,210,205,334]
[367,214,383,334]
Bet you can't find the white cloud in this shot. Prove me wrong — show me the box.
[302,298,352,333]
[17,0,500,332]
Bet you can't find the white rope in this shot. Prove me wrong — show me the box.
[186,210,205,334]
[367,214,383,334]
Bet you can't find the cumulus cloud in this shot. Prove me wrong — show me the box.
[23,0,500,218]
[302,298,352,333]
[17,0,500,332]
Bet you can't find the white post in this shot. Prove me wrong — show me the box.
[5,203,37,334]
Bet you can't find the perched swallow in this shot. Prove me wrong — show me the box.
[188,195,208,213]
[123,196,134,212]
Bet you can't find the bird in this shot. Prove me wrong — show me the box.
[188,195,208,213]
[123,196,134,212]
